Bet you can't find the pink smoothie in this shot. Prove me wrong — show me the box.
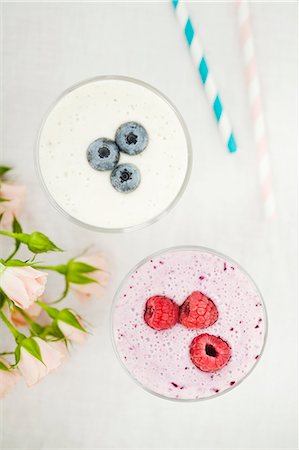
[112,247,267,400]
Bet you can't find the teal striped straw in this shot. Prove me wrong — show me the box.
[172,0,237,153]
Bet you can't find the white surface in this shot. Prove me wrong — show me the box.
[0,1,297,449]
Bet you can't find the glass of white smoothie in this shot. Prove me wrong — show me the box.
[36,76,192,232]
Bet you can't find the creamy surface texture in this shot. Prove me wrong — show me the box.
[38,78,190,229]
[113,248,267,400]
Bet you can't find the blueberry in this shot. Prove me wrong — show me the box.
[110,163,141,193]
[115,122,148,155]
[87,138,119,171]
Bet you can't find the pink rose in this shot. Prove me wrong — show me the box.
[0,357,19,398]
[11,302,42,327]
[70,252,109,302]
[0,183,26,230]
[48,340,69,359]
[0,265,47,309]
[18,337,64,386]
[58,320,87,344]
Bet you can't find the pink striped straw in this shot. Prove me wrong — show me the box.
[236,0,276,220]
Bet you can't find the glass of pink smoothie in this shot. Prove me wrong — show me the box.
[112,246,267,401]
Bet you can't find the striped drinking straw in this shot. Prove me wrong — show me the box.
[236,0,276,219]
[172,0,237,153]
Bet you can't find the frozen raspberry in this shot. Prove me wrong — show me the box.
[179,291,218,329]
[189,333,231,372]
[144,295,179,330]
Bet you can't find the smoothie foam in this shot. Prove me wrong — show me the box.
[37,77,191,231]
[112,247,267,400]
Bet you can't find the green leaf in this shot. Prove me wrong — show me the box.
[0,291,5,308]
[21,338,43,364]
[57,309,86,332]
[27,232,63,254]
[14,345,21,365]
[13,217,22,234]
[0,166,12,177]
[64,259,98,285]
[67,272,97,285]
[68,261,98,274]
[0,360,10,371]
[5,217,23,261]
[4,259,36,267]
[50,321,65,339]
[36,301,59,319]
[38,325,59,340]
[30,322,45,336]
[0,198,9,202]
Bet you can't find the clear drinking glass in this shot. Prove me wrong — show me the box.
[111,245,268,401]
[35,76,192,233]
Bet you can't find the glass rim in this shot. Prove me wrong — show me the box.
[35,75,193,233]
[110,245,268,402]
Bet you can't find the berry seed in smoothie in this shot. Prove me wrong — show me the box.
[112,247,267,400]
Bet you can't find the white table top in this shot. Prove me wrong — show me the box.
[1,2,297,449]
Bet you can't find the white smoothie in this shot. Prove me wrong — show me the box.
[37,77,191,230]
